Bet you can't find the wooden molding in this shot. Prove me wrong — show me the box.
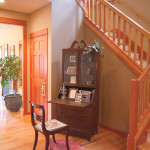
[99,124,128,137]
[30,28,48,38]
[84,17,143,76]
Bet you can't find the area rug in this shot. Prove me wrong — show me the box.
[48,138,85,150]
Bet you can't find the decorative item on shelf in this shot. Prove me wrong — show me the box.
[68,88,78,100]
[79,90,91,102]
[67,66,76,75]
[75,93,82,103]
[84,40,104,57]
[60,84,67,100]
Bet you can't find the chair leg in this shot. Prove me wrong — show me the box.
[33,130,38,150]
[65,128,69,150]
[44,135,49,150]
[52,134,56,143]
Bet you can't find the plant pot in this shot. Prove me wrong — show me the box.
[5,94,22,112]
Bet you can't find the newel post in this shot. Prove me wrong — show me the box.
[127,79,139,150]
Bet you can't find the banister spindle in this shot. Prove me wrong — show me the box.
[123,20,126,51]
[99,1,102,29]
[95,0,98,25]
[108,8,111,37]
[128,25,131,57]
[88,0,91,19]
[113,12,116,42]
[134,29,137,61]
[147,39,150,66]
[92,0,94,22]
[140,34,144,68]
[118,16,121,46]
[104,5,106,33]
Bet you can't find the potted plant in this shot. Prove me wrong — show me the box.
[0,55,22,112]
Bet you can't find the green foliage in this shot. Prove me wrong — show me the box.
[0,55,22,90]
[84,40,104,57]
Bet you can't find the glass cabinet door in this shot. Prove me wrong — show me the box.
[63,52,77,84]
[79,52,95,86]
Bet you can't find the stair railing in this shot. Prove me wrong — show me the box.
[127,64,150,150]
[77,0,150,70]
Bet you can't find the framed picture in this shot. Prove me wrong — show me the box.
[70,76,76,84]
[4,44,8,57]
[79,90,91,102]
[10,45,15,56]
[70,56,76,62]
[75,93,82,102]
[68,88,78,100]
[67,67,76,75]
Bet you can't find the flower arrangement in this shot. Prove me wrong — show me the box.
[84,40,104,57]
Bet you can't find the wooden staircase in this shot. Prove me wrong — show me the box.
[76,0,150,150]
[77,0,150,76]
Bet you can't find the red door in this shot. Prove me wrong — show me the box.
[30,29,48,120]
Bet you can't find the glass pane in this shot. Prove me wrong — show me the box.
[80,52,95,85]
[64,53,77,84]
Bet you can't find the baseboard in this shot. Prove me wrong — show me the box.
[99,124,128,138]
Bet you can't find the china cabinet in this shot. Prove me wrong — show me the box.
[48,40,100,140]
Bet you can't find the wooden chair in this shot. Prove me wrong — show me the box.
[29,101,69,150]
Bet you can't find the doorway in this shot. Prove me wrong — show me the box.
[0,17,27,114]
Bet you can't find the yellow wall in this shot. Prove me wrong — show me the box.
[85,25,137,133]
[0,26,23,57]
[29,3,52,115]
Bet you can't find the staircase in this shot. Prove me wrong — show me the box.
[76,0,150,150]
[77,0,150,76]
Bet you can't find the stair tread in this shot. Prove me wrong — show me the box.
[138,142,150,150]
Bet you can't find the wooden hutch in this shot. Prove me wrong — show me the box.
[49,40,100,140]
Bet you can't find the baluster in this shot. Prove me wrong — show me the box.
[113,12,116,42]
[140,34,143,68]
[95,0,98,25]
[92,0,94,22]
[128,25,131,57]
[88,0,91,19]
[108,8,111,37]
[147,39,150,66]
[104,5,106,33]
[118,16,120,46]
[123,20,126,51]
[134,29,137,61]
[99,1,102,29]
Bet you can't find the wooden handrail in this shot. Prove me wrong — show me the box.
[99,0,150,39]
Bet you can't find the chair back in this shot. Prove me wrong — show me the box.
[29,101,47,132]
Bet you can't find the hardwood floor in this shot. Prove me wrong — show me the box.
[0,98,127,150]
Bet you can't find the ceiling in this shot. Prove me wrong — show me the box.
[0,0,51,13]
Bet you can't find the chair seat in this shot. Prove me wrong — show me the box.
[35,119,67,132]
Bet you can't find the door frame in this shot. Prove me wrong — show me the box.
[0,17,27,114]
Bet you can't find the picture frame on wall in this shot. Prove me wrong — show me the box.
[4,44,8,57]
[10,45,15,56]
[0,46,2,59]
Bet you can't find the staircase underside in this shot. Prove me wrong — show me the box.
[84,17,144,76]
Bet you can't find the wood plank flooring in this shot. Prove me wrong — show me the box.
[0,98,127,150]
